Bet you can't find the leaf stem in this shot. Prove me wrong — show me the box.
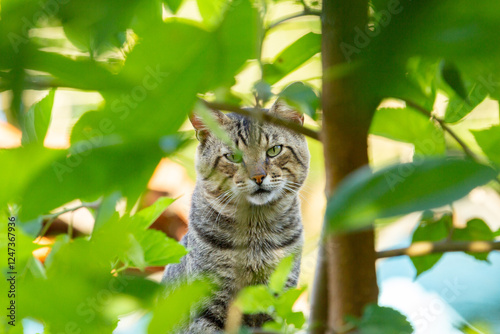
[38,204,87,237]
[200,99,321,141]
[266,10,321,32]
[377,240,500,259]
[404,100,480,160]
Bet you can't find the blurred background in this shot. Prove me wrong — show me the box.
[1,0,499,333]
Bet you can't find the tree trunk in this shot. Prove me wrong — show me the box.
[309,0,379,332]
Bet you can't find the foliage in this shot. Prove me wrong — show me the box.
[0,0,500,332]
[235,256,306,333]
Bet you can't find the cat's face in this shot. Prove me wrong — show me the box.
[192,101,309,207]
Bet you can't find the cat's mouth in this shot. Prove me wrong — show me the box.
[253,188,271,195]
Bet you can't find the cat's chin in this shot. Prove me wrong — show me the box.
[246,191,277,206]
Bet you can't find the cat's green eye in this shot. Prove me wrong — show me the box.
[266,145,282,157]
[225,153,243,163]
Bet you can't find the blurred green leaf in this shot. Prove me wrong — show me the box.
[254,80,273,104]
[471,125,500,166]
[164,0,184,13]
[442,70,488,124]
[236,285,274,314]
[326,159,497,232]
[441,61,468,100]
[352,305,413,334]
[263,32,321,85]
[405,57,439,111]
[269,255,294,294]
[0,147,64,210]
[58,0,142,54]
[197,0,228,27]
[453,218,495,261]
[274,288,305,318]
[214,0,259,86]
[279,82,319,119]
[410,212,452,277]
[370,107,445,155]
[148,279,214,333]
[19,142,164,220]
[21,89,55,147]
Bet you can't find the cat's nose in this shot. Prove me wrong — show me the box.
[251,173,266,185]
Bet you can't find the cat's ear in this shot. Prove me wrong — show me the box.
[269,99,304,125]
[189,109,229,142]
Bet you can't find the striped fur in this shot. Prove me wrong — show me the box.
[162,100,309,333]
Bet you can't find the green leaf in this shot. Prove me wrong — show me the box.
[58,0,141,54]
[263,32,321,85]
[269,255,294,294]
[148,279,214,333]
[452,218,495,261]
[236,285,275,314]
[410,212,452,276]
[279,82,319,120]
[0,147,64,210]
[405,57,439,111]
[125,233,146,270]
[441,61,468,100]
[254,80,273,104]
[197,0,228,28]
[19,142,164,220]
[471,125,500,166]
[133,197,176,229]
[164,0,184,13]
[354,305,413,334]
[214,0,259,86]
[370,107,446,155]
[326,158,497,232]
[139,229,188,266]
[21,89,55,147]
[274,288,305,318]
[284,311,306,329]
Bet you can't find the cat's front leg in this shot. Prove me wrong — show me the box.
[187,289,233,334]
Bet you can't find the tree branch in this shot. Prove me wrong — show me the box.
[377,240,500,259]
[200,99,321,141]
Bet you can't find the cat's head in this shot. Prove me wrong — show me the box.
[190,100,309,207]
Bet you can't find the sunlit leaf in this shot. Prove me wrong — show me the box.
[326,158,497,232]
[148,279,213,333]
[471,125,500,166]
[279,82,319,120]
[263,32,321,85]
[370,107,445,155]
[235,285,274,314]
[410,212,451,277]
[269,255,294,294]
[21,89,55,147]
[452,218,495,261]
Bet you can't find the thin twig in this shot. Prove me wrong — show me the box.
[266,10,321,32]
[200,99,321,141]
[404,100,480,160]
[377,240,500,259]
[38,204,87,238]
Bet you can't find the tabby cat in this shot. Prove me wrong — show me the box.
[162,100,309,333]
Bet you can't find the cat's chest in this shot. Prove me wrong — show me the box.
[230,224,288,282]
